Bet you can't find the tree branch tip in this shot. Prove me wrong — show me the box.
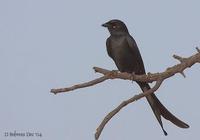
[180,71,186,78]
[93,67,98,72]
[173,54,185,62]
[50,89,57,94]
[173,54,182,59]
[196,47,200,53]
[95,132,100,140]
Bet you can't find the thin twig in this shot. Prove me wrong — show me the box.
[173,54,185,62]
[196,47,200,53]
[50,48,200,140]
[95,79,163,140]
[50,50,200,94]
[51,75,109,94]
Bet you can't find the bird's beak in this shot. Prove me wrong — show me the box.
[102,22,110,28]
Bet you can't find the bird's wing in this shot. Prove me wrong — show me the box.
[126,35,146,74]
[106,37,113,59]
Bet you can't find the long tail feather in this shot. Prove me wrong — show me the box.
[137,82,189,135]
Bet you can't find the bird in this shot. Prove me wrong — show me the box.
[102,19,189,135]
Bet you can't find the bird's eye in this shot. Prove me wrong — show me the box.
[113,25,116,28]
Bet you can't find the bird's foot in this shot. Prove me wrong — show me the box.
[107,70,119,79]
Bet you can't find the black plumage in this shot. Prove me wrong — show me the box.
[102,19,189,135]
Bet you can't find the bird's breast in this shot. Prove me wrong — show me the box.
[110,37,130,58]
[109,37,136,72]
[110,37,126,48]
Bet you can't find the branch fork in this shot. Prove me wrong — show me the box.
[50,48,200,139]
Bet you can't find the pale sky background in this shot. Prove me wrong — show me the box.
[0,0,200,140]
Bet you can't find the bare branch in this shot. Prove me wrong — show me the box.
[196,47,200,53]
[51,50,200,94]
[173,54,185,62]
[50,48,200,140]
[180,71,186,78]
[95,79,163,140]
[51,75,109,94]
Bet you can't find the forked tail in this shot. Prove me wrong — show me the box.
[137,82,189,135]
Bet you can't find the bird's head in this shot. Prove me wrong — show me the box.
[102,19,129,35]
